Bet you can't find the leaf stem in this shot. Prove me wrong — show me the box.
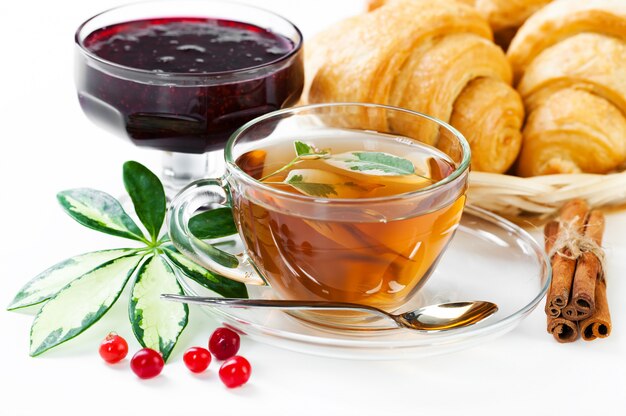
[258,156,302,182]
[213,240,237,249]
[415,172,435,182]
[133,246,154,255]
[260,181,291,186]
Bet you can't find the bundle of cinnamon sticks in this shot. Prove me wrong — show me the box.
[544,199,611,343]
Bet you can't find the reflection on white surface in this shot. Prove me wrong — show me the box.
[459,225,510,248]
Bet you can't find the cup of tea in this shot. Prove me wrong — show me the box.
[168,103,470,325]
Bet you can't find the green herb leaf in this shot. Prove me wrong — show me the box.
[163,248,248,298]
[294,141,329,158]
[129,255,188,362]
[123,161,166,243]
[293,141,319,156]
[169,218,239,268]
[29,254,143,356]
[328,151,415,176]
[285,173,337,198]
[189,207,238,239]
[57,189,147,242]
[7,249,138,311]
[294,141,313,156]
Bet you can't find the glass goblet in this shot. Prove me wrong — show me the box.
[74,0,304,193]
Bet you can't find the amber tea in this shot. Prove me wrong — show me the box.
[233,132,465,312]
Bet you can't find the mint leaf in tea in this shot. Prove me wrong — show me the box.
[285,172,338,198]
[328,151,417,176]
[293,141,328,157]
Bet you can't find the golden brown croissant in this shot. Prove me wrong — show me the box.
[471,0,552,33]
[509,0,626,176]
[306,0,524,173]
[518,89,626,175]
[368,0,552,48]
[449,78,524,173]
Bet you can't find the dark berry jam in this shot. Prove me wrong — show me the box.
[77,17,303,153]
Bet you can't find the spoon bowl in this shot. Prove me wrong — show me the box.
[161,295,498,332]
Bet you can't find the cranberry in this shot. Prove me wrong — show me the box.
[130,348,164,379]
[183,347,212,373]
[209,327,240,360]
[219,356,251,388]
[99,333,128,364]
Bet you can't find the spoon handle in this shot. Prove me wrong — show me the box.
[161,294,390,318]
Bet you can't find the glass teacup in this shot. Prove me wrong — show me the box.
[168,103,470,327]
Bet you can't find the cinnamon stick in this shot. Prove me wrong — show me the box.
[544,199,589,317]
[580,275,611,341]
[544,220,559,254]
[543,221,561,318]
[562,211,605,321]
[547,316,578,343]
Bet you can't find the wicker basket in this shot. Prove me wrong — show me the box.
[467,171,626,218]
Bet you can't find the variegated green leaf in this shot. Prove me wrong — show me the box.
[130,255,188,361]
[30,254,143,356]
[188,207,237,239]
[8,249,138,311]
[123,161,166,242]
[168,215,239,268]
[57,189,147,243]
[163,248,248,298]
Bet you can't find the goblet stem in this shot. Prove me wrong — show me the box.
[162,151,224,197]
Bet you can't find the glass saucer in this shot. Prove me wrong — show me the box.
[177,205,551,360]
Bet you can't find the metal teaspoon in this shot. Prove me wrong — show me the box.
[161,294,498,331]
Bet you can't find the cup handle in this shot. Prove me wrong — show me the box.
[167,178,266,286]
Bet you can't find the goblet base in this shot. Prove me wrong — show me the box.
[162,151,223,199]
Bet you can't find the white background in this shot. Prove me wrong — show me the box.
[1,1,625,415]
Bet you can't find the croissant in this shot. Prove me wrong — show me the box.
[509,0,626,176]
[368,0,552,48]
[306,0,524,173]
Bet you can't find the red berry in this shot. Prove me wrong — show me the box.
[219,356,251,388]
[209,327,240,360]
[183,347,212,373]
[99,333,128,364]
[130,348,164,379]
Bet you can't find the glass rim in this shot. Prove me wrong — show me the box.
[225,102,472,204]
[74,0,304,79]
